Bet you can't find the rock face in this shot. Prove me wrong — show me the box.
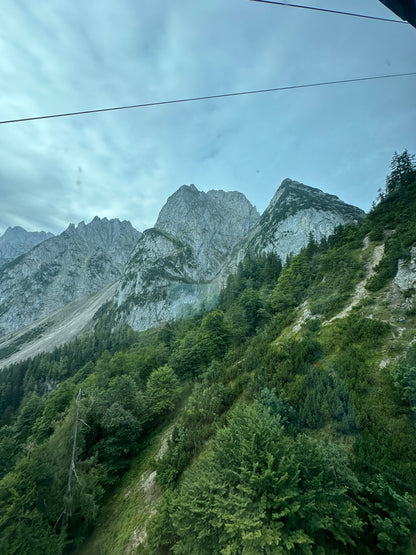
[0,226,54,267]
[0,217,141,335]
[0,179,366,341]
[115,180,364,332]
[394,246,416,291]
[115,185,260,330]
[242,179,365,261]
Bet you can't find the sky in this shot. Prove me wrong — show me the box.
[0,0,415,236]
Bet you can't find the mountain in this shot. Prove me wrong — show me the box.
[0,226,54,267]
[0,217,141,336]
[237,178,365,262]
[114,185,260,331]
[1,153,414,555]
[0,179,364,354]
[115,180,364,332]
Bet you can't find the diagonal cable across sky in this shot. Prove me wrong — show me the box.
[1,72,415,126]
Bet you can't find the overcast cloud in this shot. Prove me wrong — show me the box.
[0,0,415,235]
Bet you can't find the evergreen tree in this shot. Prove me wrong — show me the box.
[166,403,362,554]
[385,150,416,194]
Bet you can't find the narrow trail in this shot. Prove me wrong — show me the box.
[327,239,384,323]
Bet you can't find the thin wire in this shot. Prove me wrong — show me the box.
[1,72,415,126]
[248,0,408,23]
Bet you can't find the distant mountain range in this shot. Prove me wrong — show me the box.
[0,226,54,267]
[0,179,364,363]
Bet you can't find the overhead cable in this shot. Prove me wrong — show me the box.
[248,0,409,23]
[1,72,415,125]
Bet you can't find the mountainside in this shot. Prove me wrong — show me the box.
[0,179,365,361]
[115,180,364,332]
[240,178,364,261]
[0,153,415,555]
[114,185,260,331]
[0,217,141,336]
[0,226,54,267]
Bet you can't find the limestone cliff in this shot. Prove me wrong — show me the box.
[0,217,141,335]
[115,180,364,332]
[242,179,365,261]
[0,226,54,267]
[115,185,260,330]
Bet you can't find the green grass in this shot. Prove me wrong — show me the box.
[74,384,192,555]
[74,427,166,555]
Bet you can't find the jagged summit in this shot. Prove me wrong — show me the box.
[266,179,363,223]
[116,184,260,331]
[155,184,259,242]
[0,179,366,342]
[0,217,141,336]
[243,178,365,262]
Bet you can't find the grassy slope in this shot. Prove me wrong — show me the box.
[76,236,416,553]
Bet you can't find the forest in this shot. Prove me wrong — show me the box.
[0,151,415,554]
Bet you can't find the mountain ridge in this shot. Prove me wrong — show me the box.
[0,226,54,267]
[0,178,365,356]
[0,217,141,336]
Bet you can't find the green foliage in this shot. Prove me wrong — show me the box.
[0,405,102,554]
[2,152,416,554]
[366,151,416,291]
[155,403,362,554]
[33,381,76,442]
[97,402,143,474]
[309,228,364,317]
[393,363,416,412]
[336,314,391,349]
[169,328,206,378]
[200,309,231,359]
[358,474,414,553]
[299,367,357,432]
[385,150,416,195]
[157,379,233,488]
[146,365,180,418]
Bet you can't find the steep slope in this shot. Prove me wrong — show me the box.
[115,185,260,330]
[115,181,364,333]
[0,281,118,369]
[154,185,260,278]
[76,167,416,555]
[0,217,141,336]
[238,178,365,262]
[1,155,415,555]
[0,226,54,267]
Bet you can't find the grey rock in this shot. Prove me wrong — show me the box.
[115,185,260,330]
[394,246,416,291]
[115,180,364,333]
[0,218,141,335]
[0,226,54,267]
[244,179,364,261]
[155,185,260,279]
[0,179,366,342]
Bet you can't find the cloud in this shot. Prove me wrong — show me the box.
[0,0,415,235]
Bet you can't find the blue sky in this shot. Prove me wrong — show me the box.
[0,0,415,234]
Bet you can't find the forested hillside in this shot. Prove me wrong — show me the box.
[0,152,415,554]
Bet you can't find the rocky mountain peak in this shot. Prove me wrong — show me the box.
[242,178,365,264]
[115,184,260,331]
[0,226,54,267]
[155,184,259,250]
[263,179,364,226]
[61,217,141,252]
[0,217,141,336]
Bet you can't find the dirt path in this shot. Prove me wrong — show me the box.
[327,240,384,323]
